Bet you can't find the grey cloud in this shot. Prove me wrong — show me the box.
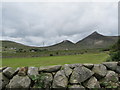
[1,2,118,46]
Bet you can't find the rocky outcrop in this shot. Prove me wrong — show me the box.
[1,62,120,89]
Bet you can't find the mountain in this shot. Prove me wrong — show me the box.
[76,31,118,49]
[1,31,119,51]
[45,40,75,50]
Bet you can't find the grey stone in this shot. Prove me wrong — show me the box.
[102,62,117,71]
[39,65,62,72]
[52,70,68,88]
[63,64,73,77]
[3,67,15,78]
[0,73,9,89]
[7,75,31,88]
[70,66,94,84]
[100,71,119,83]
[117,61,120,66]
[69,85,85,90]
[69,64,82,69]
[0,67,7,73]
[42,73,53,88]
[27,67,38,76]
[92,64,107,79]
[83,63,94,69]
[83,76,100,88]
[116,65,120,74]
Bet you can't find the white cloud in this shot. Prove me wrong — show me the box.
[1,2,118,46]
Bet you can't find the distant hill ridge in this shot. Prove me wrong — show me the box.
[1,31,119,50]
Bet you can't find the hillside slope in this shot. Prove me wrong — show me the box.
[45,40,75,50]
[76,31,118,49]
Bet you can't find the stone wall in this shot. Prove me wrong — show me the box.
[1,62,120,89]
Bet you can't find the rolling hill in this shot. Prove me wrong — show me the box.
[1,40,33,49]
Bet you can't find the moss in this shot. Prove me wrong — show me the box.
[30,73,46,88]
[100,81,119,88]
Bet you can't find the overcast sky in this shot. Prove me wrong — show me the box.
[1,2,118,47]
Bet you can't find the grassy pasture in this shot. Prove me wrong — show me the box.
[2,52,109,68]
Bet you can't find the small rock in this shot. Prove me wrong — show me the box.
[39,65,62,72]
[3,67,15,79]
[18,67,28,76]
[70,66,94,84]
[92,64,107,79]
[52,72,56,76]
[102,62,117,71]
[7,75,31,88]
[63,64,73,78]
[52,70,68,88]
[83,63,94,69]
[27,67,38,76]
[83,76,100,88]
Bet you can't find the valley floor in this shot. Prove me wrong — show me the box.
[2,52,109,68]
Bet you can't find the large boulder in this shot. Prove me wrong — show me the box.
[3,67,15,79]
[63,64,73,78]
[83,76,100,88]
[27,67,38,76]
[70,66,94,84]
[0,73,9,89]
[102,62,117,71]
[39,65,62,72]
[52,70,68,88]
[7,75,31,88]
[92,64,107,79]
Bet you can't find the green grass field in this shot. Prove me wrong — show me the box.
[2,52,109,68]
